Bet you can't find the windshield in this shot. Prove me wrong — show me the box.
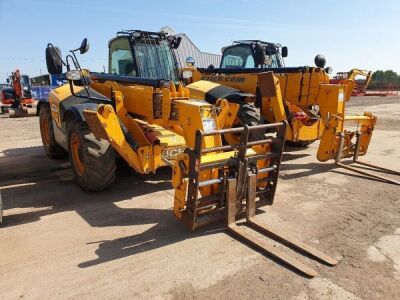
[221,44,283,69]
[20,75,31,90]
[109,37,137,76]
[133,40,178,82]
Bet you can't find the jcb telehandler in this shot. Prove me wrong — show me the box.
[39,30,337,276]
[185,40,324,147]
[185,40,400,185]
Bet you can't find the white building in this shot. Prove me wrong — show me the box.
[161,27,221,68]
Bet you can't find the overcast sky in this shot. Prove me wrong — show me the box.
[0,0,399,81]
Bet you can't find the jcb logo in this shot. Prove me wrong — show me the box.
[51,103,58,113]
[201,75,246,83]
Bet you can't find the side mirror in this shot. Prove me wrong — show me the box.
[79,38,90,54]
[6,78,9,83]
[174,36,182,49]
[254,42,265,66]
[185,57,195,67]
[46,46,63,75]
[314,54,326,68]
[167,35,182,49]
[282,46,288,58]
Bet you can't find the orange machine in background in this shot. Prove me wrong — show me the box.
[0,69,36,117]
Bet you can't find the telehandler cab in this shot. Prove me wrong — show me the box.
[185,40,400,185]
[39,30,337,276]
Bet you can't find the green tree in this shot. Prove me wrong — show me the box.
[369,70,399,89]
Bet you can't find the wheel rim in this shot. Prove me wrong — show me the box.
[40,116,51,146]
[70,132,85,176]
[224,117,241,145]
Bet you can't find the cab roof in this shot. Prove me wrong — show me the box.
[233,40,279,47]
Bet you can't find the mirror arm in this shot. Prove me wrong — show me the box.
[68,79,111,103]
[70,52,82,71]
[47,43,67,67]
[68,51,91,98]
[66,54,108,104]
[66,54,76,71]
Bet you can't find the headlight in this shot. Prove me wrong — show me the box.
[66,70,81,81]
[182,70,192,79]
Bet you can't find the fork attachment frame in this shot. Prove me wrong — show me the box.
[226,174,338,277]
[335,131,400,185]
[181,122,286,230]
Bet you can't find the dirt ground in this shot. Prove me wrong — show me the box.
[0,96,399,299]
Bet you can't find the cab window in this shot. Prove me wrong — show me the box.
[109,38,137,76]
[221,45,254,69]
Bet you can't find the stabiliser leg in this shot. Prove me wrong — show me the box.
[226,175,337,277]
[335,133,400,185]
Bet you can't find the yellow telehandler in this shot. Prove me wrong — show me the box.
[184,40,399,185]
[39,30,337,276]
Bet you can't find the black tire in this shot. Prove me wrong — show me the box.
[39,105,68,159]
[0,192,3,225]
[68,121,116,192]
[224,103,264,144]
[286,140,315,147]
[237,103,265,141]
[1,106,9,114]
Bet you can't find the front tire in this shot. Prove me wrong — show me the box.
[68,121,116,192]
[224,103,264,144]
[39,105,68,159]
[0,192,3,225]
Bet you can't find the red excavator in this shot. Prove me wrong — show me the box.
[330,69,372,97]
[1,69,36,117]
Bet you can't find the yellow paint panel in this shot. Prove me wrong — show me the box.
[200,149,257,164]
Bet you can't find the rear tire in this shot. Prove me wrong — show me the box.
[68,121,116,192]
[39,105,68,158]
[0,192,3,225]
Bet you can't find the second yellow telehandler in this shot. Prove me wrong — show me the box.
[184,40,399,185]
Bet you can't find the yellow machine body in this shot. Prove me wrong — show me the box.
[189,68,331,143]
[186,66,378,165]
[83,79,282,226]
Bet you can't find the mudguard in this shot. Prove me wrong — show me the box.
[62,102,101,123]
[186,80,253,104]
[59,87,110,123]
